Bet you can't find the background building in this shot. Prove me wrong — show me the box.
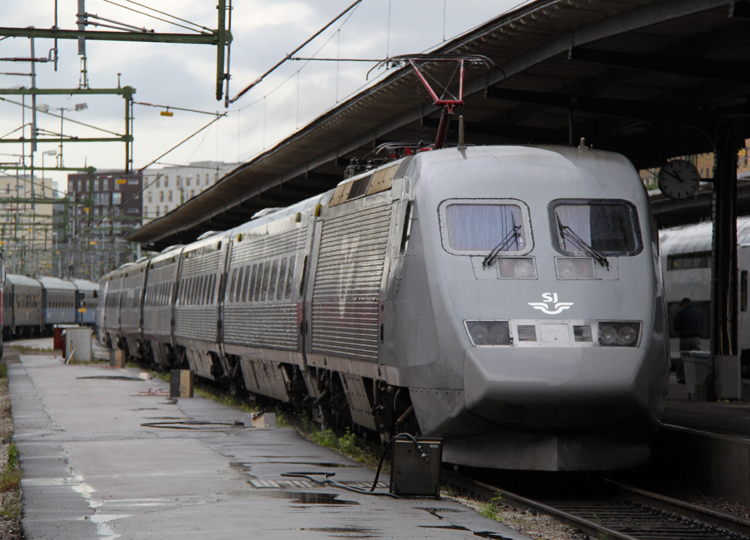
[142,161,238,223]
[60,170,143,279]
[0,171,58,275]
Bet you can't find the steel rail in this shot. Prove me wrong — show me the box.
[441,470,639,540]
[605,479,750,538]
[443,470,750,540]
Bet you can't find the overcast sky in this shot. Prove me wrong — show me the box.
[1,1,527,193]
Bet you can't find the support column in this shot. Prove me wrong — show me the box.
[711,118,744,357]
[711,117,745,399]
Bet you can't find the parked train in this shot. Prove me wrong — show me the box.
[98,144,669,471]
[2,275,100,341]
[660,217,750,373]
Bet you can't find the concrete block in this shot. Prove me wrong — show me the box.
[109,349,125,369]
[252,412,276,428]
[63,327,92,363]
[170,370,193,398]
[715,355,742,400]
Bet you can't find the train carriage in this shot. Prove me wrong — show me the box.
[101,265,130,349]
[142,246,183,368]
[3,274,43,339]
[119,258,150,359]
[172,233,229,380]
[660,217,750,370]
[70,279,100,326]
[99,144,669,471]
[221,200,320,400]
[37,277,77,332]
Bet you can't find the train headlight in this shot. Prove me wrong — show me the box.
[497,258,536,279]
[617,325,638,345]
[599,325,617,345]
[556,257,595,279]
[598,321,641,347]
[465,320,511,346]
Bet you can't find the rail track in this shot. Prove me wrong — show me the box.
[443,470,750,540]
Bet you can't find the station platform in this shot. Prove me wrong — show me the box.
[663,373,750,437]
[651,374,750,503]
[7,346,530,540]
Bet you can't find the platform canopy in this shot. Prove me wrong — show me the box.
[128,0,750,251]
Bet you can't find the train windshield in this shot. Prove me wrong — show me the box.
[550,200,641,256]
[444,203,527,252]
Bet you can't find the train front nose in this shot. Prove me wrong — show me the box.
[463,345,651,430]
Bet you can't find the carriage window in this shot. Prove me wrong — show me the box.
[235,267,245,303]
[667,251,710,271]
[241,266,251,302]
[550,200,641,256]
[277,258,287,300]
[229,268,238,302]
[442,203,527,252]
[268,260,279,300]
[246,265,257,303]
[285,256,296,299]
[261,261,271,301]
[254,263,264,302]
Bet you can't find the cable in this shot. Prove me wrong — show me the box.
[229,0,363,104]
[137,114,225,173]
[99,0,210,34]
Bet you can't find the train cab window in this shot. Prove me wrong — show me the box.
[440,201,530,255]
[550,200,642,256]
[285,256,296,299]
[277,258,287,300]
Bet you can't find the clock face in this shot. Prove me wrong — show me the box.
[658,159,701,200]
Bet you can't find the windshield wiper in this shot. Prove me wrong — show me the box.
[483,224,522,268]
[556,216,609,269]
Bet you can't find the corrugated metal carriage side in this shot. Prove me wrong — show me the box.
[221,198,321,400]
[173,235,228,380]
[142,246,184,368]
[119,259,150,359]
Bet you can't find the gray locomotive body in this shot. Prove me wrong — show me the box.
[393,146,668,470]
[99,145,668,471]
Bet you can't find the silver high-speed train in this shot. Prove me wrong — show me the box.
[98,144,669,471]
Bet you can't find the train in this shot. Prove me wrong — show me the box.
[660,217,750,373]
[97,144,669,471]
[2,274,100,343]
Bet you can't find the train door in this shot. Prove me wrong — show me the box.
[75,291,85,325]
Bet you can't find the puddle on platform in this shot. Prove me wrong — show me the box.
[259,461,357,468]
[298,527,376,536]
[252,490,359,505]
[420,524,470,531]
[128,408,160,411]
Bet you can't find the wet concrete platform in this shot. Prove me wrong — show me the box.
[653,374,750,502]
[662,372,750,437]
[8,347,530,540]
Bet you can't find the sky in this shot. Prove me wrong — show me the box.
[1,1,529,194]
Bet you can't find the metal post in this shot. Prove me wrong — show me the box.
[711,117,744,358]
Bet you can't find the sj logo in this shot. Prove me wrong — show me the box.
[528,292,574,315]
